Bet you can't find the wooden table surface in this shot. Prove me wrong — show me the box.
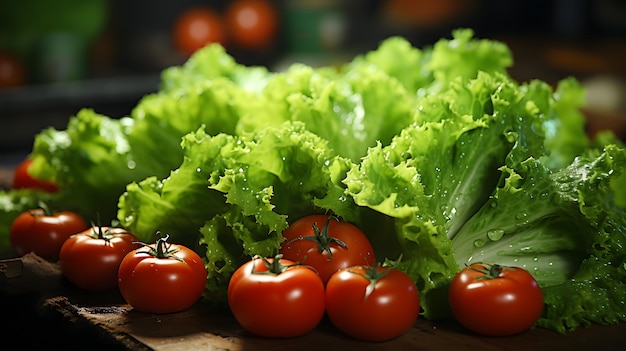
[2,253,625,351]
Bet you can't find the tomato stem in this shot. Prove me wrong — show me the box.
[89,214,107,240]
[253,254,297,275]
[286,215,348,259]
[134,233,182,261]
[351,264,393,300]
[469,262,510,280]
[345,255,404,299]
[38,200,54,216]
[91,224,106,240]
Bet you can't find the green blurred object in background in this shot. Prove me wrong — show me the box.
[0,0,109,83]
[283,0,347,54]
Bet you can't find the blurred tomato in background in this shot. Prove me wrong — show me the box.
[12,158,58,192]
[0,51,25,89]
[381,0,473,28]
[224,0,278,50]
[173,6,225,56]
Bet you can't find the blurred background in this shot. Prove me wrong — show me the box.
[1,0,625,157]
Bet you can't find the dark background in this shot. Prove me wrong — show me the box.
[1,0,625,158]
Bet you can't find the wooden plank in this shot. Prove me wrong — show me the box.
[35,288,626,351]
[39,295,626,351]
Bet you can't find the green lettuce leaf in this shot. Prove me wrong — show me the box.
[343,70,626,330]
[538,144,626,331]
[235,61,416,163]
[344,71,546,318]
[344,35,433,94]
[118,121,356,302]
[159,43,271,94]
[15,44,265,226]
[31,110,147,222]
[427,28,513,93]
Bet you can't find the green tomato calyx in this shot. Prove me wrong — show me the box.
[350,255,403,300]
[134,233,182,261]
[286,215,348,259]
[253,254,299,275]
[470,262,512,280]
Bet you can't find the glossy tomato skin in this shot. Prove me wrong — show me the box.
[13,158,58,192]
[60,226,141,291]
[117,240,207,314]
[9,208,88,261]
[280,214,375,284]
[448,263,544,336]
[325,266,420,342]
[173,6,225,56]
[227,256,326,338]
[224,0,278,50]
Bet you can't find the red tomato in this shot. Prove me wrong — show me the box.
[448,262,544,336]
[279,214,375,284]
[173,6,225,56]
[9,205,88,261]
[325,265,420,342]
[117,235,207,314]
[13,158,58,192]
[224,0,278,50]
[0,51,25,89]
[227,255,326,338]
[60,225,141,291]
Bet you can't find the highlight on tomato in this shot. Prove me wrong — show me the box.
[448,262,544,336]
[325,261,420,342]
[173,6,225,56]
[13,158,58,192]
[223,0,279,50]
[60,224,141,291]
[279,214,376,284]
[9,202,88,261]
[117,234,207,314]
[227,254,326,338]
